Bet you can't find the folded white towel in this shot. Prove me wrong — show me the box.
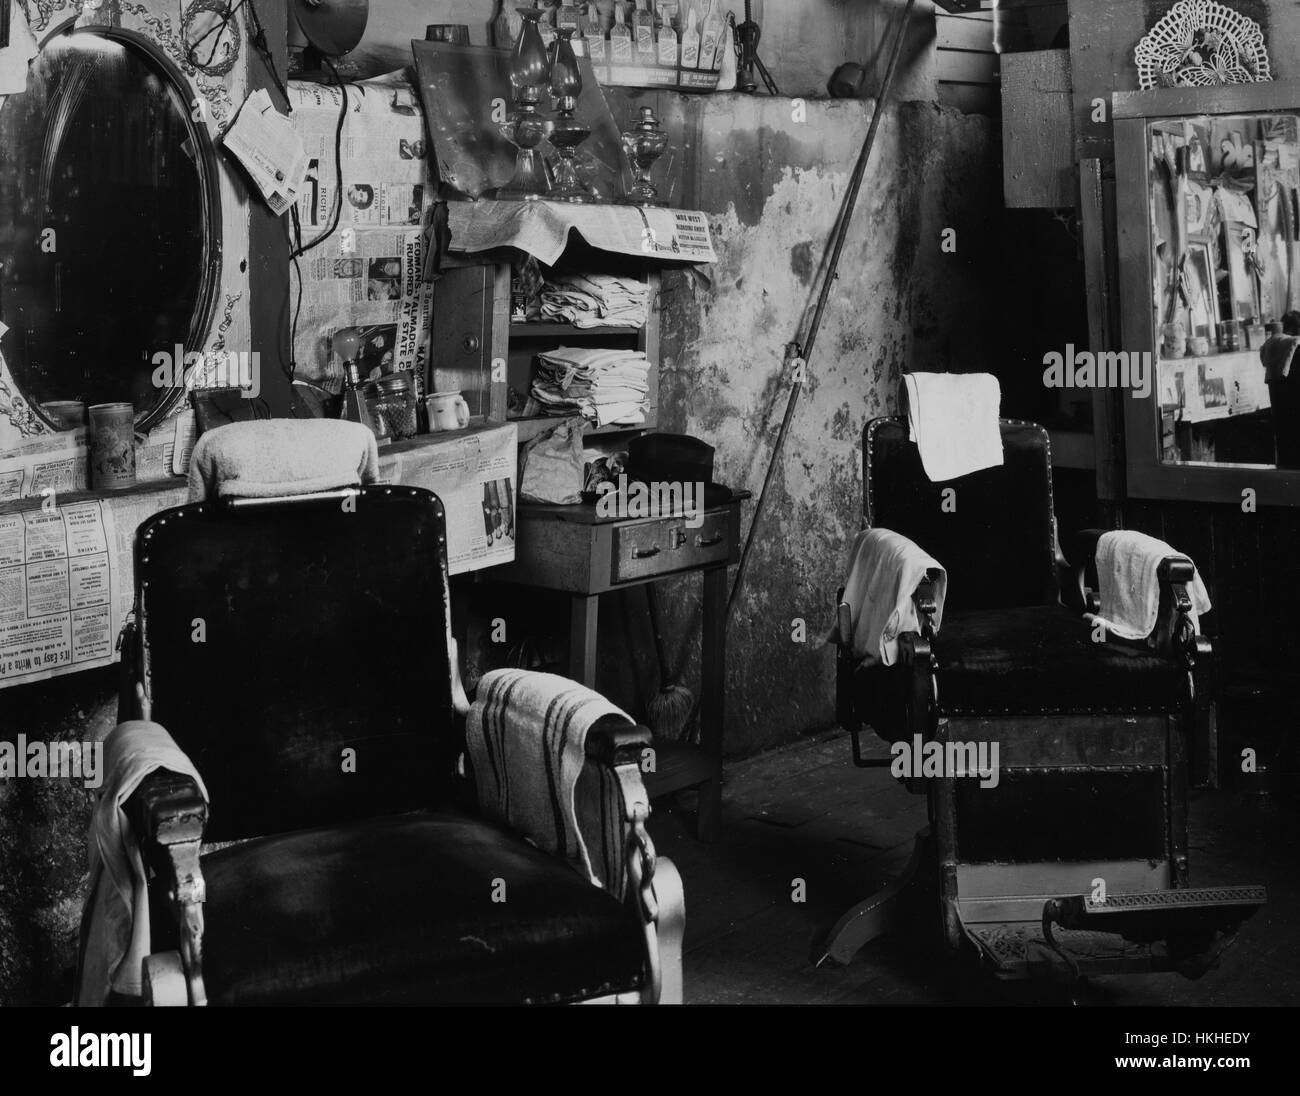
[75,721,208,1005]
[1090,529,1212,641]
[187,418,380,501]
[900,372,1003,482]
[827,527,948,666]
[466,669,633,896]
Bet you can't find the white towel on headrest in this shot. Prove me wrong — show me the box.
[187,419,380,501]
[900,372,1003,482]
[1089,530,1212,641]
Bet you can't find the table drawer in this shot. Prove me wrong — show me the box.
[612,510,732,583]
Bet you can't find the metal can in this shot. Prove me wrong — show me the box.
[88,403,136,490]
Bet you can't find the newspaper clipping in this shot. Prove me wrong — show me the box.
[377,425,517,574]
[288,75,435,396]
[0,500,121,687]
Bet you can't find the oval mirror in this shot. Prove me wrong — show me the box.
[0,24,221,433]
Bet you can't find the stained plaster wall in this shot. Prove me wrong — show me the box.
[644,92,999,754]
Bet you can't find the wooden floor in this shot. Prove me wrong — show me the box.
[648,732,1300,1005]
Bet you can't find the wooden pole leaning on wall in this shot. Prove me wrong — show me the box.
[726,0,919,626]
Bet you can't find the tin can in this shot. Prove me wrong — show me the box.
[88,403,136,490]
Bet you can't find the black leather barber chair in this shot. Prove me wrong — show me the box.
[115,486,682,1004]
[825,417,1264,981]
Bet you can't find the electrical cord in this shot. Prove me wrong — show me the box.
[287,56,349,387]
[290,55,347,259]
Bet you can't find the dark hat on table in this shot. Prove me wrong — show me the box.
[626,432,733,508]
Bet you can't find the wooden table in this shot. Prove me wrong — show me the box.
[494,491,750,841]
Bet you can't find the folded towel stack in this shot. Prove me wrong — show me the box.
[529,346,651,427]
[539,273,648,329]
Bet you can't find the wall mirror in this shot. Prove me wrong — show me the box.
[1145,111,1298,468]
[0,23,221,434]
[1117,82,1300,504]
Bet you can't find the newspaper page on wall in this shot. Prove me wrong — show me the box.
[0,431,89,503]
[288,73,435,397]
[0,500,122,687]
[377,425,517,575]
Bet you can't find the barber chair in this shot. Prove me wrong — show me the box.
[115,485,682,1005]
[825,417,1264,982]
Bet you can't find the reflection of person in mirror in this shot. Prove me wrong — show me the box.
[1262,311,1300,468]
[346,184,375,211]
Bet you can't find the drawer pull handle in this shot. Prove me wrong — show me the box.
[632,545,661,559]
[695,534,724,547]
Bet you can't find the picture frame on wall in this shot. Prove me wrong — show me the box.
[1184,236,1220,339]
[1221,219,1260,321]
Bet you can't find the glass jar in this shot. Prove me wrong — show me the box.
[371,372,418,440]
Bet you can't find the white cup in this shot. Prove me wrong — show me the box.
[426,390,470,431]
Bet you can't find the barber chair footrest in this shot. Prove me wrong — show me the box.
[1051,885,1266,946]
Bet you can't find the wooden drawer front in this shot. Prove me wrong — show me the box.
[612,511,731,583]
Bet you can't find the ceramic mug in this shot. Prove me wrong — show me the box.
[426,390,470,431]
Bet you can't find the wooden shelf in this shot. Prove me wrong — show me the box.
[509,322,644,338]
[510,415,649,444]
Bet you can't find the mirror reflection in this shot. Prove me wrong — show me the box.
[1148,112,1300,467]
[0,27,216,432]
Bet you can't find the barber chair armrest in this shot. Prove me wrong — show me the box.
[1070,529,1216,785]
[582,716,654,865]
[127,768,208,1006]
[582,717,678,1002]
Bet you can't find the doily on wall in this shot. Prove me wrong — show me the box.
[1135,0,1272,90]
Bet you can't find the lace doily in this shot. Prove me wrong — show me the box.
[1135,0,1271,89]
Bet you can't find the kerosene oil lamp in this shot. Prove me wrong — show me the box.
[495,8,552,199]
[545,28,596,202]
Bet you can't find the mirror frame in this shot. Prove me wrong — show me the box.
[2,20,223,434]
[1115,80,1300,506]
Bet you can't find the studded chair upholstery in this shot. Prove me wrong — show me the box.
[109,485,683,1005]
[825,418,1263,979]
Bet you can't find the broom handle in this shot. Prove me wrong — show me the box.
[645,584,673,679]
[726,0,917,626]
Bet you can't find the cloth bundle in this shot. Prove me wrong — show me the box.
[539,273,648,329]
[529,346,651,427]
[1260,333,1300,384]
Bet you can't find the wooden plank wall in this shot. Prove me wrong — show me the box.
[937,2,999,114]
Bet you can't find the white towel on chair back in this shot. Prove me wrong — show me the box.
[1093,529,1212,641]
[829,527,948,667]
[900,372,1003,482]
[466,668,634,895]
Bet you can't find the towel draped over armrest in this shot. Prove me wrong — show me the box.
[827,527,948,667]
[1090,529,1211,641]
[74,721,207,1006]
[465,669,636,898]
